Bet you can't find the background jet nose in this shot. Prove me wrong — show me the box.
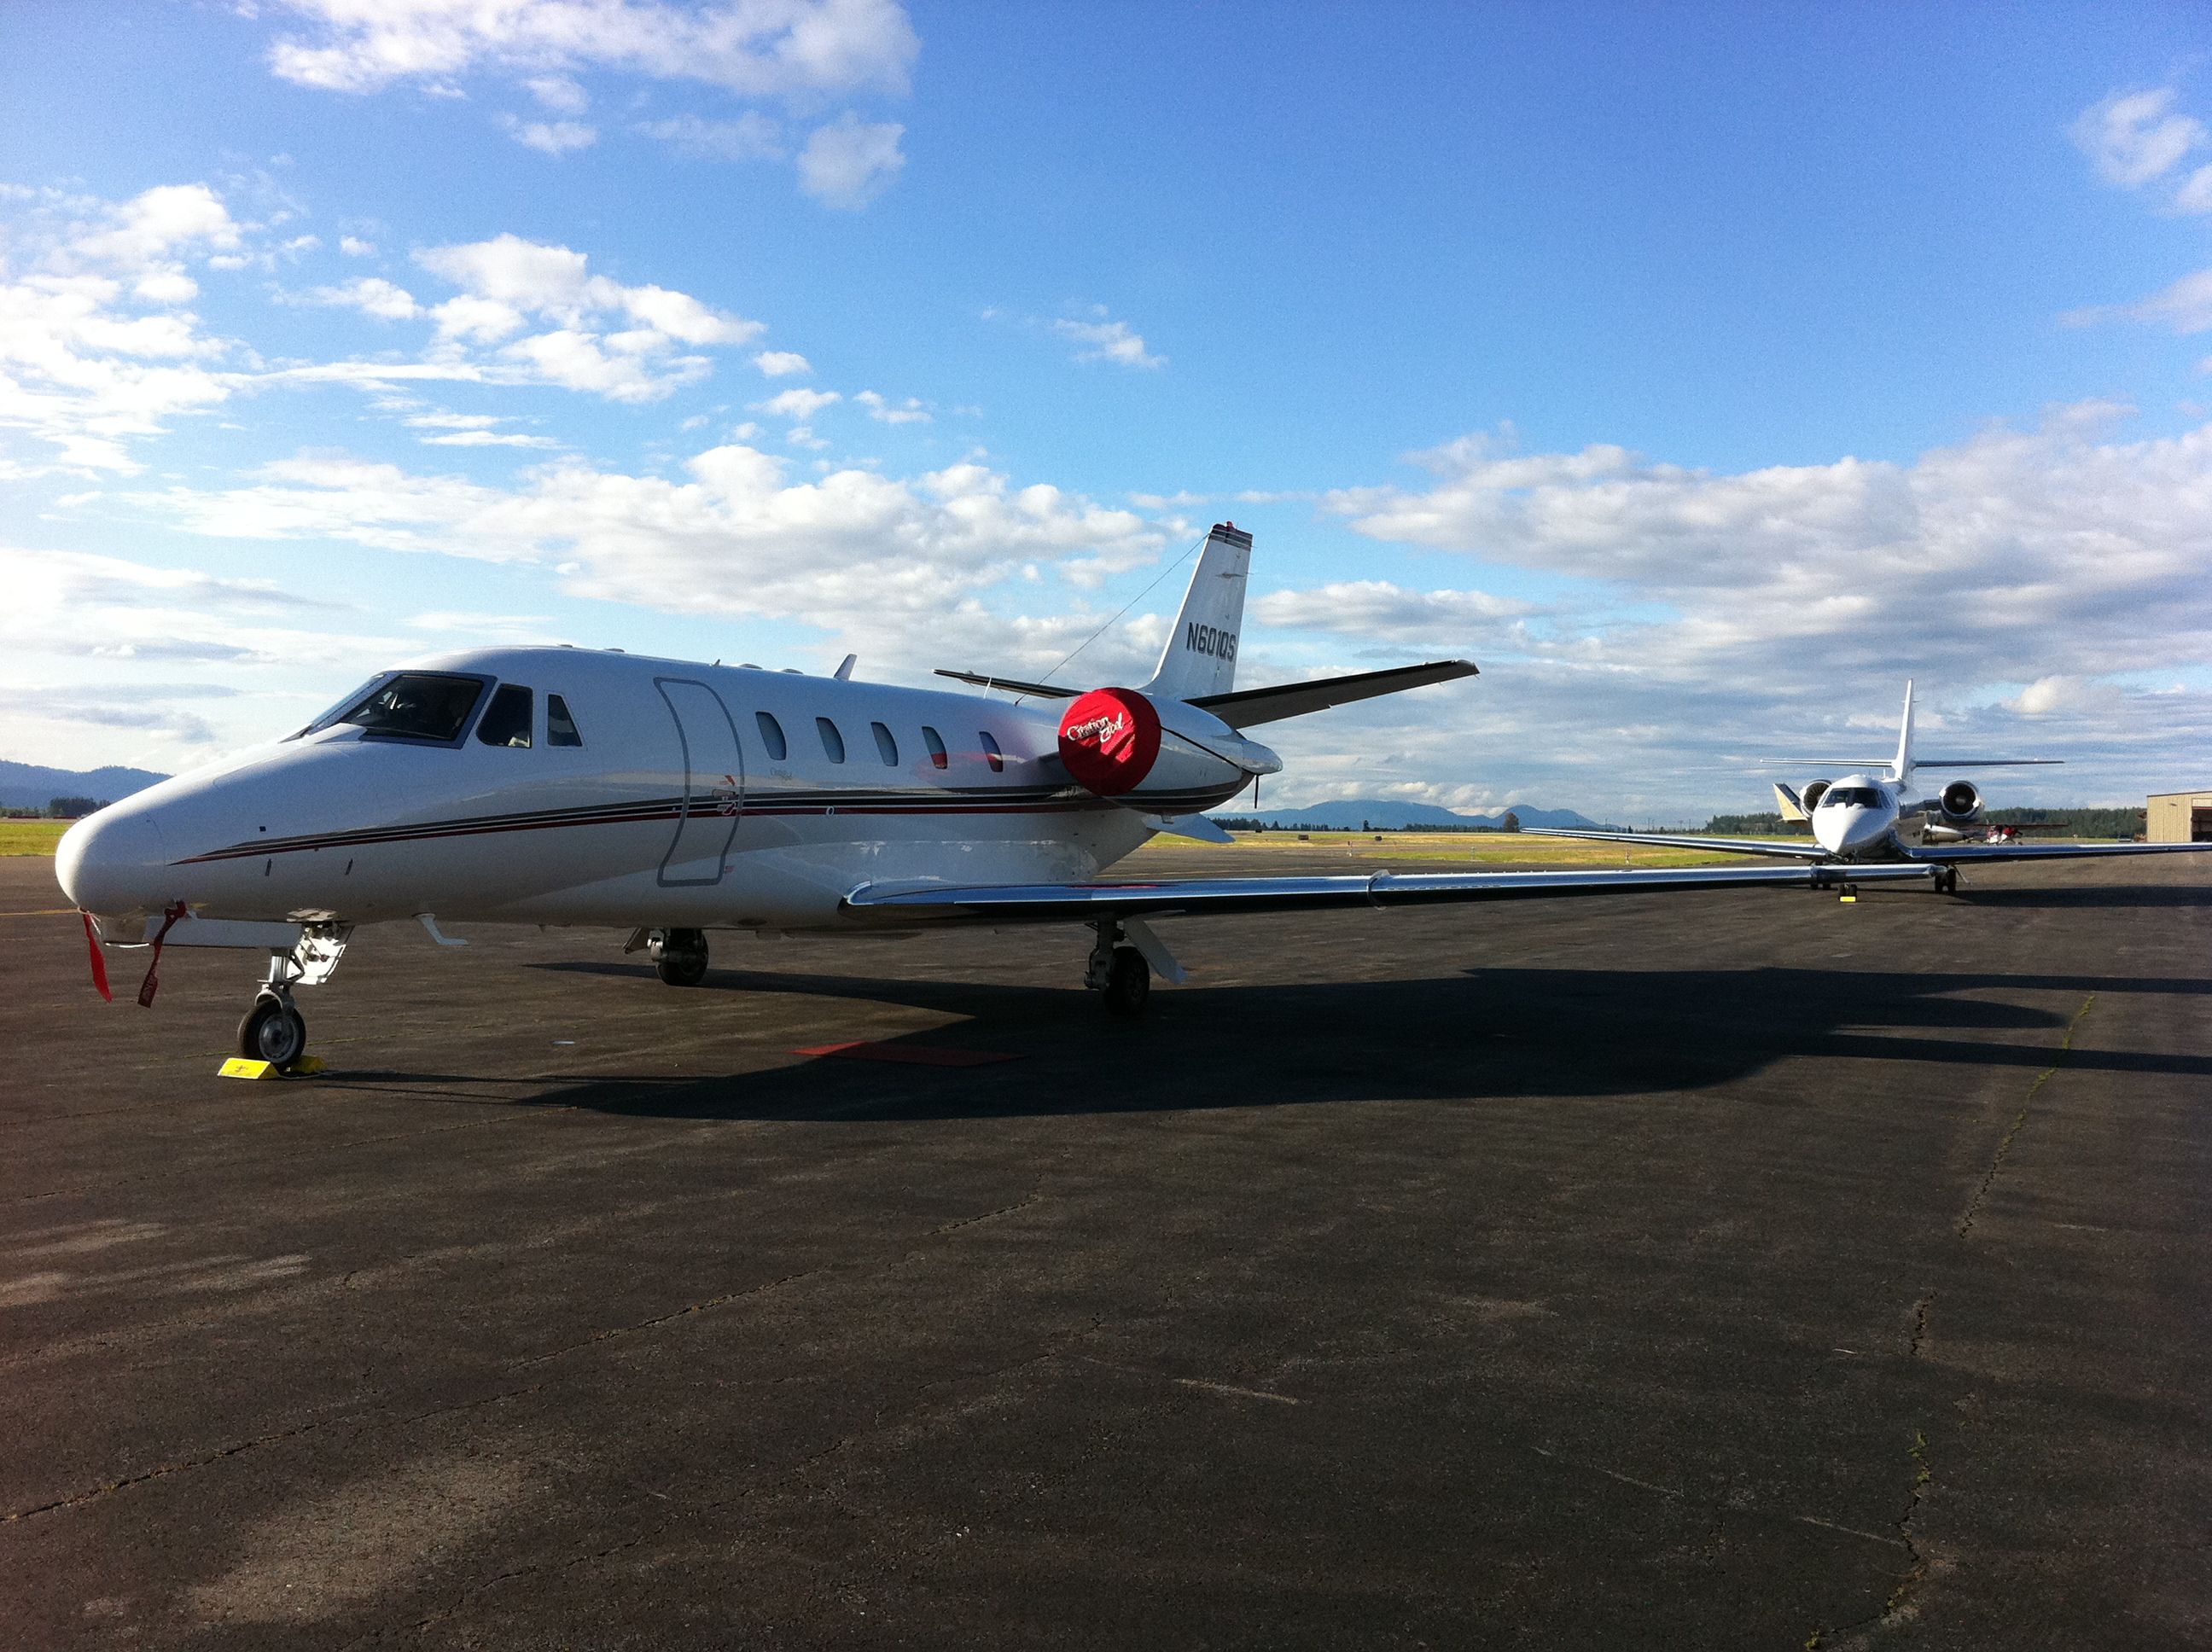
[55,807,171,916]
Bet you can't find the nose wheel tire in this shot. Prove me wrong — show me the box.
[654,928,710,987]
[1101,945,1151,1017]
[237,998,308,1070]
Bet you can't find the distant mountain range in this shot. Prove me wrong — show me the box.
[0,761,171,811]
[1216,797,1603,831]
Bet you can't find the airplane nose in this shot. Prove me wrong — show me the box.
[55,806,171,916]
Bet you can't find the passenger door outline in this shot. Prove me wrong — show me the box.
[655,678,744,887]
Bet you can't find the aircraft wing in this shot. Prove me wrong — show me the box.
[843,861,1932,924]
[1903,841,2212,866]
[1519,828,1831,861]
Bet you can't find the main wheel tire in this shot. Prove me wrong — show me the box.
[1102,945,1150,1017]
[236,998,307,1070]
[655,929,709,987]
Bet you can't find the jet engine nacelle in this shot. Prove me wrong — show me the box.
[1057,686,1281,810]
[1800,778,1831,815]
[1936,779,1982,825]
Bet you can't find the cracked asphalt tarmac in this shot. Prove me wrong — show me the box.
[3,849,2209,1649]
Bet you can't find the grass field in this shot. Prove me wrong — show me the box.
[0,820,69,856]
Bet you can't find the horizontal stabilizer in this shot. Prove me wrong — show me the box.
[1757,757,2063,770]
[934,669,1080,700]
[1906,759,2064,769]
[1190,660,1478,729]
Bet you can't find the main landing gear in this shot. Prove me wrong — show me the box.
[1086,920,1151,1017]
[1932,866,1963,896]
[234,924,348,1072]
[649,928,710,987]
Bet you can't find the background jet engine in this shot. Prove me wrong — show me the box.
[1799,778,1831,815]
[1936,778,1983,826]
[1057,687,1281,811]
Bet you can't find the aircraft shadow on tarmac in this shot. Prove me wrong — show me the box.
[453,959,2212,1122]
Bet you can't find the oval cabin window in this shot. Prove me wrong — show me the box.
[871,721,899,765]
[979,730,1004,772]
[816,717,846,763]
[755,711,787,761]
[922,726,948,770]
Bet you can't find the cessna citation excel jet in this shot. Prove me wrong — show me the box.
[61,524,1945,1071]
[1531,681,2212,891]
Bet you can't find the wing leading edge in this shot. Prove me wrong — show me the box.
[1522,828,1831,862]
[1525,827,2212,870]
[1902,841,2212,866]
[844,861,1934,924]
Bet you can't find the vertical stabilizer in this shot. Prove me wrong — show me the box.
[1892,679,1916,782]
[1144,522,1252,702]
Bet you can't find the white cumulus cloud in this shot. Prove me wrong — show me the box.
[1053,313,1163,369]
[796,113,905,208]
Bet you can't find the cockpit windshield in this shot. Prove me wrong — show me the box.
[328,672,488,742]
[1820,786,1884,809]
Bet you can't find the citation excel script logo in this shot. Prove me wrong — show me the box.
[1057,686,1163,797]
[1185,621,1238,660]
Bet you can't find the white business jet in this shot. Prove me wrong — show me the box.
[1530,680,2209,893]
[58,523,1938,1070]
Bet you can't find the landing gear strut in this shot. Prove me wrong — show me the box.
[1086,920,1150,1017]
[649,928,710,987]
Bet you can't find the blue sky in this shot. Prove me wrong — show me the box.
[4,1,2210,817]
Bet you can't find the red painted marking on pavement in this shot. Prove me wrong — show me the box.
[795,1041,1022,1067]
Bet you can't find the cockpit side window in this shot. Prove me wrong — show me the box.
[546,693,584,747]
[333,672,488,743]
[475,685,533,747]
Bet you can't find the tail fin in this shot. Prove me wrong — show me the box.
[1892,679,1915,781]
[1145,522,1251,701]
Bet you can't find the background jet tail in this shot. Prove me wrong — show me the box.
[1892,679,1916,781]
[1144,522,1251,702]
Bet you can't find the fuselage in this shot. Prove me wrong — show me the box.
[1810,771,1936,861]
[55,647,1251,938]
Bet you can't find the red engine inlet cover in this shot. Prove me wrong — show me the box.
[1057,687,1162,797]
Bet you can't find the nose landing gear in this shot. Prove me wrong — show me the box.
[231,923,348,1073]
[1932,866,1962,896]
[1086,921,1152,1017]
[237,992,307,1069]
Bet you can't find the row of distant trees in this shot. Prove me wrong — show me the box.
[0,797,112,821]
